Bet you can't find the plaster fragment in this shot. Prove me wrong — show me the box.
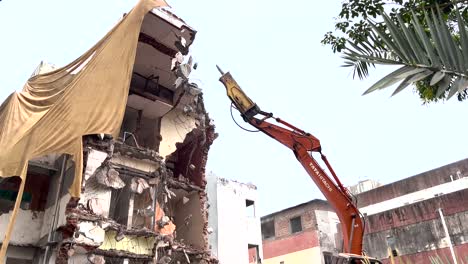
[94,166,125,189]
[130,177,150,194]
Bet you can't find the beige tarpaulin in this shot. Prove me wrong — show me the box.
[0,0,169,260]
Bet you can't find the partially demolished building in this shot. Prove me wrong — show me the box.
[0,6,218,264]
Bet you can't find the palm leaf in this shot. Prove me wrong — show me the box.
[342,5,468,101]
[363,66,415,95]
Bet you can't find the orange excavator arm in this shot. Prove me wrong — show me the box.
[217,66,364,255]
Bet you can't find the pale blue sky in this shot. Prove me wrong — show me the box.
[1,0,467,216]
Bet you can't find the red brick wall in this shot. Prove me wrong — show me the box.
[262,200,331,239]
[261,200,335,259]
[263,230,319,259]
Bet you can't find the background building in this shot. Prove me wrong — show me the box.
[259,199,339,264]
[353,158,468,263]
[206,173,263,264]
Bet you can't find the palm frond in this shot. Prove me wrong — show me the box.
[342,5,468,100]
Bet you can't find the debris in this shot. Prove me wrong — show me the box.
[87,199,105,216]
[137,206,154,217]
[164,185,176,199]
[73,221,105,247]
[206,227,213,234]
[94,165,125,189]
[189,164,196,170]
[156,240,169,249]
[183,196,190,205]
[158,256,172,264]
[183,249,191,263]
[184,214,192,226]
[184,105,194,114]
[188,83,202,96]
[130,177,150,194]
[88,254,105,264]
[158,216,171,228]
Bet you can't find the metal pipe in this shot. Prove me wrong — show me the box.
[151,184,158,230]
[438,208,458,264]
[42,154,68,264]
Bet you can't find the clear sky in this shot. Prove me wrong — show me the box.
[1,0,467,216]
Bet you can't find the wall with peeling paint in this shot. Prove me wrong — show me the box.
[362,188,468,261]
[207,174,263,264]
[354,159,468,263]
[0,210,43,245]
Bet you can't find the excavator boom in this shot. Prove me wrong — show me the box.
[217,66,382,264]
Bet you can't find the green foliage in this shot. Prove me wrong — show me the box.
[324,0,468,102]
[341,3,468,102]
[322,0,465,53]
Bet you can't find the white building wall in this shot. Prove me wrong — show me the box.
[207,173,263,264]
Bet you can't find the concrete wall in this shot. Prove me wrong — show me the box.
[207,175,263,264]
[173,191,205,249]
[363,188,468,261]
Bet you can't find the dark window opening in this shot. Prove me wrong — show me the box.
[246,199,255,217]
[0,172,50,213]
[290,216,302,234]
[119,106,162,150]
[129,72,174,104]
[261,219,275,239]
[248,244,261,263]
